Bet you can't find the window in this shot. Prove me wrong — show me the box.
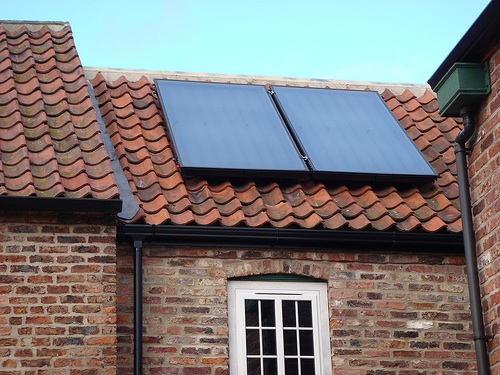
[228,280,332,375]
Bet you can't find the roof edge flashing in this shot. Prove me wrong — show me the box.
[87,80,140,220]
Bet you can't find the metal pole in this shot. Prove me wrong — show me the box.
[133,239,143,375]
[455,107,490,375]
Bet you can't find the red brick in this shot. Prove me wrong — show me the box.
[35,327,66,335]
[71,265,101,273]
[25,316,52,325]
[86,336,116,345]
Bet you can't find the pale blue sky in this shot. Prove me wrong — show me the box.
[2,0,491,83]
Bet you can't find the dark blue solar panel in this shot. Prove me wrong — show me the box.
[155,80,308,177]
[271,86,437,182]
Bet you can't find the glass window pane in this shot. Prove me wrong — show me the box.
[283,329,297,355]
[298,301,312,327]
[260,300,275,327]
[282,300,296,327]
[245,300,259,327]
[263,358,277,375]
[247,358,261,375]
[285,358,299,375]
[246,329,260,355]
[299,330,314,356]
[262,329,277,355]
[300,358,315,374]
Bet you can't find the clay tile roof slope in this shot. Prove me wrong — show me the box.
[0,21,119,199]
[88,69,462,233]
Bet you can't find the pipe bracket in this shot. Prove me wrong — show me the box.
[474,335,494,342]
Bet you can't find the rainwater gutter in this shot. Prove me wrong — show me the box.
[117,223,463,252]
[431,60,492,374]
[454,107,491,374]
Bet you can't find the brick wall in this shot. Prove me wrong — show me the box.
[471,43,500,372]
[0,211,117,375]
[115,245,476,375]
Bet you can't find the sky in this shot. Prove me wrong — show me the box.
[2,0,492,84]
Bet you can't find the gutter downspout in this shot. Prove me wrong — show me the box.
[133,237,144,375]
[455,106,490,375]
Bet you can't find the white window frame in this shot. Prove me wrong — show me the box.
[228,280,332,375]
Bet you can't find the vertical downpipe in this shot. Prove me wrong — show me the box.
[133,238,144,375]
[455,107,490,375]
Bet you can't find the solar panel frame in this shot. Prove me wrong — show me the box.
[155,80,309,179]
[270,85,437,183]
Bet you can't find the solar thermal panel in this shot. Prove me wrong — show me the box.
[156,80,308,178]
[271,86,437,182]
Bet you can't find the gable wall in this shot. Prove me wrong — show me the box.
[0,211,117,375]
[470,41,500,372]
[115,244,476,375]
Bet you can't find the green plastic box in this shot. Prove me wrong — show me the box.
[434,62,490,117]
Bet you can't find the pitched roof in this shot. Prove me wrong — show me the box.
[0,22,119,198]
[88,71,462,233]
[0,22,462,233]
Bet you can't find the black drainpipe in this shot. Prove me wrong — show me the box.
[133,237,144,375]
[455,106,490,375]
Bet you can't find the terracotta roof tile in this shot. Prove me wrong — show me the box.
[217,198,243,217]
[234,183,262,205]
[242,201,268,220]
[378,189,405,209]
[270,214,296,228]
[291,200,316,220]
[244,211,271,227]
[346,214,372,231]
[192,208,220,226]
[314,201,342,219]
[190,197,218,216]
[388,203,413,221]
[371,215,396,231]
[88,73,463,233]
[395,216,422,232]
[322,212,348,230]
[220,210,246,227]
[364,202,390,221]
[0,23,119,200]
[413,205,438,222]
[295,213,324,229]
[421,216,448,232]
